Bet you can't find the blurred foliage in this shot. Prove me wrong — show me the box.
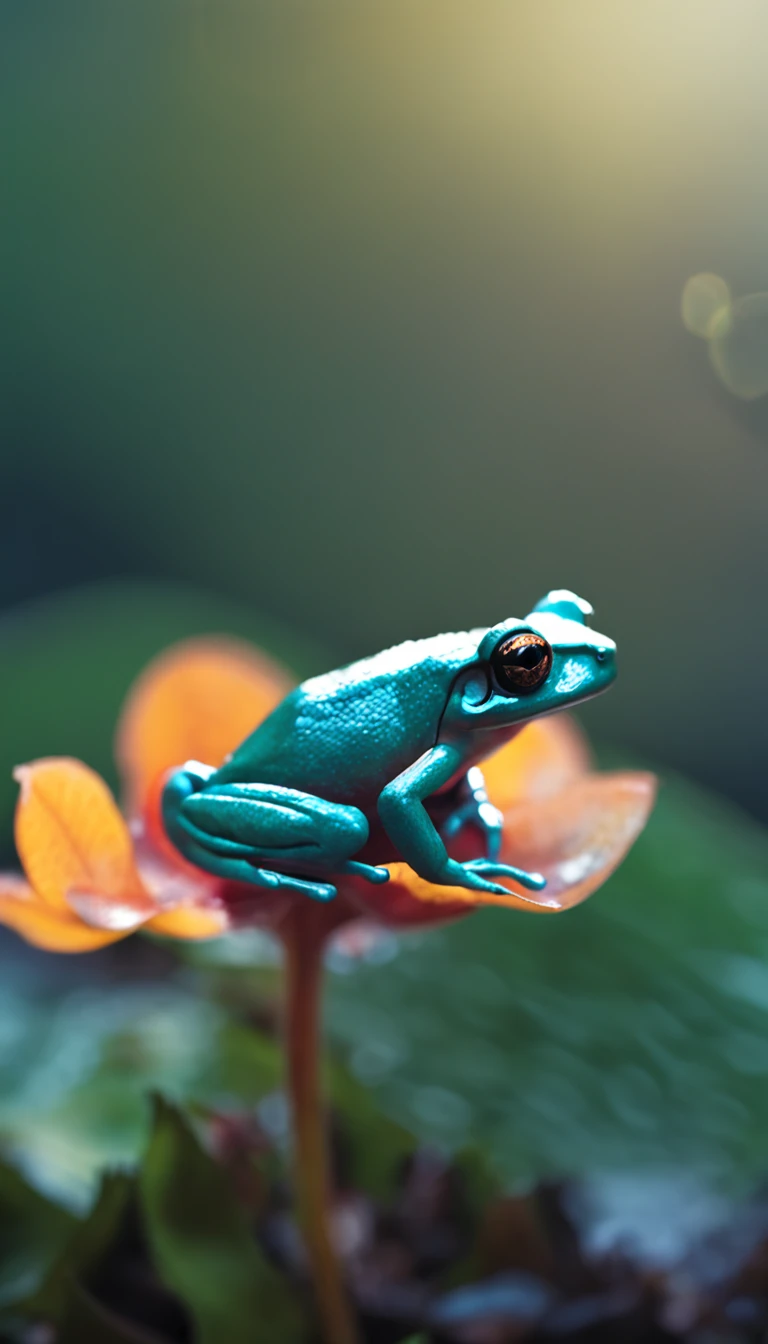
[58,1288,166,1344]
[29,1173,131,1325]
[1,757,768,1335]
[0,1102,309,1343]
[0,1155,74,1311]
[327,767,768,1203]
[139,1098,306,1344]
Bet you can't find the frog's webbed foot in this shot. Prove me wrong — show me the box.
[441,766,504,861]
[379,744,547,900]
[440,768,545,893]
[161,763,388,903]
[461,858,546,892]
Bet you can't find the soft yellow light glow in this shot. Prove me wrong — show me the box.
[681,273,731,340]
[709,293,768,401]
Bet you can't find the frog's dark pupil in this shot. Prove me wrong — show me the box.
[517,644,545,669]
[491,632,553,694]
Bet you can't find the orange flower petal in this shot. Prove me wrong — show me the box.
[348,866,472,929]
[136,850,229,940]
[116,637,294,817]
[0,876,130,952]
[13,758,156,928]
[494,770,657,912]
[146,906,229,940]
[482,713,591,812]
[350,771,656,923]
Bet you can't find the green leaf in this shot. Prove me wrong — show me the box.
[328,1057,415,1198]
[0,1155,75,1311]
[326,767,768,1196]
[451,1144,502,1221]
[139,1096,307,1344]
[59,1284,165,1344]
[28,1171,131,1323]
[210,1017,283,1101]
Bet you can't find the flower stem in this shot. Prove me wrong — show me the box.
[282,905,360,1344]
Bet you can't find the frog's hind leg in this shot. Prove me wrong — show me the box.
[161,763,388,902]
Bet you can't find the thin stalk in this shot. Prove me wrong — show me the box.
[282,904,360,1344]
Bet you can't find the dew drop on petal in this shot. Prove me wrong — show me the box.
[708,292,768,400]
[681,272,731,339]
[66,889,149,931]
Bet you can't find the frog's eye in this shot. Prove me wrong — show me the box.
[490,632,553,695]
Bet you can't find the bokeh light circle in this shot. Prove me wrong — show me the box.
[709,292,768,401]
[681,273,731,339]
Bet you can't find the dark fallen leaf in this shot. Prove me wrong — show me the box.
[27,1172,132,1324]
[0,1156,75,1312]
[471,1192,557,1285]
[537,1284,673,1342]
[139,1096,307,1344]
[59,1283,168,1344]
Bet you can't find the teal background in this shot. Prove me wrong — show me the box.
[3,0,768,819]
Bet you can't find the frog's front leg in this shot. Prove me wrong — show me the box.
[378,745,546,897]
[162,762,389,904]
[441,766,504,862]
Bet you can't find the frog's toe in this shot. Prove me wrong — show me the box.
[266,872,337,902]
[464,858,547,892]
[340,859,390,885]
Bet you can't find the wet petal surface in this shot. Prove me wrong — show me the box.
[351,772,656,923]
[14,758,156,925]
[498,771,658,911]
[0,875,130,951]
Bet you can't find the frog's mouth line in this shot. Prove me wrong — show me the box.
[461,678,614,725]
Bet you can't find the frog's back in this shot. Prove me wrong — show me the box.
[214,631,480,805]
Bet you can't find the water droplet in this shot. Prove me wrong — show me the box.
[709,292,768,400]
[681,273,731,339]
[67,889,148,931]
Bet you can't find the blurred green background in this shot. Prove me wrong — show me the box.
[3,0,768,1236]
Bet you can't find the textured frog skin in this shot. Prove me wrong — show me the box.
[217,630,481,805]
[161,590,617,902]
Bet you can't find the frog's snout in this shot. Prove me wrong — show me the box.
[592,641,617,685]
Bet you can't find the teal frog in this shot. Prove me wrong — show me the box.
[161,591,616,903]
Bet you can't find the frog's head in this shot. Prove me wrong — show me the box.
[442,590,616,738]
